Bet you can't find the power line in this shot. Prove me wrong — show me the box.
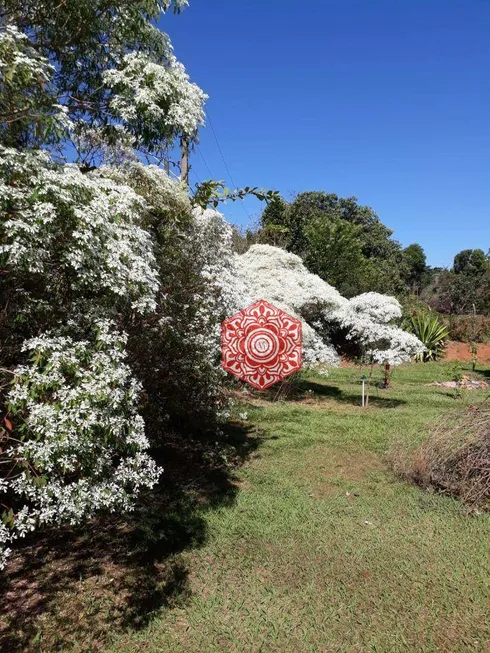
[206,110,252,222]
[190,167,202,187]
[196,144,214,179]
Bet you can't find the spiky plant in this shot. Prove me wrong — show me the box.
[406,312,449,362]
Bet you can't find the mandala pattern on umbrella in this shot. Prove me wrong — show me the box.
[221,299,302,390]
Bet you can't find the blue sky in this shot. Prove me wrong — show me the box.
[162,0,490,267]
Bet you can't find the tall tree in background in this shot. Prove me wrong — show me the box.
[453,249,487,276]
[303,217,369,297]
[260,191,404,297]
[423,248,489,315]
[401,243,428,294]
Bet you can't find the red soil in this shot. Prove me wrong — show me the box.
[339,341,490,367]
[444,341,490,362]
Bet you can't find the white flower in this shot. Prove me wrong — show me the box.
[103,52,207,142]
[335,293,425,365]
[0,148,160,314]
[0,322,162,569]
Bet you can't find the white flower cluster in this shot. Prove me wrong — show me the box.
[0,25,72,133]
[335,292,425,365]
[232,245,424,369]
[341,292,402,324]
[103,52,207,142]
[0,322,162,569]
[0,147,160,314]
[234,245,347,368]
[0,24,52,81]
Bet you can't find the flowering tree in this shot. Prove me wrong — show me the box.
[0,1,205,162]
[232,245,424,376]
[0,25,72,148]
[103,52,207,155]
[335,292,425,385]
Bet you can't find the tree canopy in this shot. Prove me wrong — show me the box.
[0,0,205,162]
[259,191,405,297]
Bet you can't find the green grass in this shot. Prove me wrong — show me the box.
[1,362,489,652]
[111,362,489,652]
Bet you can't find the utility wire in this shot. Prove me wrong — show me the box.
[196,144,214,179]
[206,110,252,222]
[190,167,202,187]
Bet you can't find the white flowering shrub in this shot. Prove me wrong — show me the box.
[234,245,347,368]
[0,322,161,569]
[79,177,238,433]
[232,245,424,369]
[103,52,207,150]
[0,151,237,566]
[0,147,160,339]
[335,292,425,365]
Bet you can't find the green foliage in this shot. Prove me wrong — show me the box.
[260,190,405,297]
[0,26,69,148]
[1,0,197,157]
[260,194,289,228]
[423,248,489,317]
[303,216,368,297]
[444,314,490,343]
[193,179,279,209]
[401,243,428,292]
[405,312,449,361]
[423,264,490,316]
[453,248,488,276]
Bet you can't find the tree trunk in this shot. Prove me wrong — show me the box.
[384,362,391,388]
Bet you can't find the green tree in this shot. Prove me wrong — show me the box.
[401,243,428,293]
[0,0,201,159]
[303,217,369,297]
[453,249,487,276]
[259,191,404,296]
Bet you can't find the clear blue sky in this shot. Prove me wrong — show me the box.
[162,0,490,268]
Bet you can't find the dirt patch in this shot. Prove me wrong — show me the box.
[444,341,490,362]
[302,444,385,494]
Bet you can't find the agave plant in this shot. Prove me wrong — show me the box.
[406,312,449,362]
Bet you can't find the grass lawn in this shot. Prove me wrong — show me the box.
[1,362,489,652]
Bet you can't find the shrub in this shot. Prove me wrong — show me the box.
[405,311,449,361]
[234,246,425,371]
[0,151,237,567]
[0,322,162,568]
[391,405,490,510]
[444,314,490,343]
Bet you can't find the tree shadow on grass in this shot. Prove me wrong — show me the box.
[293,380,407,409]
[478,366,490,381]
[0,422,263,652]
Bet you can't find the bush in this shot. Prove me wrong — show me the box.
[0,151,235,567]
[0,322,161,567]
[391,405,490,510]
[444,314,490,343]
[405,311,449,361]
